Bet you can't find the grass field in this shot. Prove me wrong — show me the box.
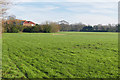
[0,34,2,79]
[2,32,118,78]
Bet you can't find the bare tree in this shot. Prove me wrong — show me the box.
[0,0,12,17]
[0,0,13,33]
[50,22,60,33]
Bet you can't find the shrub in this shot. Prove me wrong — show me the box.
[3,24,20,33]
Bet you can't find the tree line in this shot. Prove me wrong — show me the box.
[59,20,118,32]
[60,24,118,32]
[2,20,60,33]
[2,19,119,33]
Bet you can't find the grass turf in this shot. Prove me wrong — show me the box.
[2,32,118,78]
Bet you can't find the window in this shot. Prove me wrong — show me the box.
[31,24,34,26]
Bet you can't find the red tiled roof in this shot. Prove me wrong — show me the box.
[24,21,35,24]
[29,21,35,24]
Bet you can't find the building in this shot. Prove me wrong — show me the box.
[58,20,69,25]
[3,19,36,26]
[23,21,36,26]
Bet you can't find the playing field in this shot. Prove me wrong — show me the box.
[2,32,118,78]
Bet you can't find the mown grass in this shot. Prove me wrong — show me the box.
[2,32,118,78]
[0,34,2,79]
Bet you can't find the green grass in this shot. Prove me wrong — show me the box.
[0,34,2,79]
[2,32,118,78]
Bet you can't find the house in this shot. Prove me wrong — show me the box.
[23,21,36,26]
[3,19,36,26]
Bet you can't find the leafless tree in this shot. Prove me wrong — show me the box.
[0,0,12,18]
[0,0,13,33]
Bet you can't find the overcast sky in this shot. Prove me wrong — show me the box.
[7,0,118,25]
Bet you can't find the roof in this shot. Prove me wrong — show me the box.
[24,21,29,24]
[23,21,35,24]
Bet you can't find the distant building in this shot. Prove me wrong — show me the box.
[4,15,36,26]
[58,20,69,25]
[23,21,36,26]
[3,19,36,26]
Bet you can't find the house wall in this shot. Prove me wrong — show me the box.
[23,23,35,26]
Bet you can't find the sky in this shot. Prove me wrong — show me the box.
[7,0,118,25]
[12,0,119,2]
